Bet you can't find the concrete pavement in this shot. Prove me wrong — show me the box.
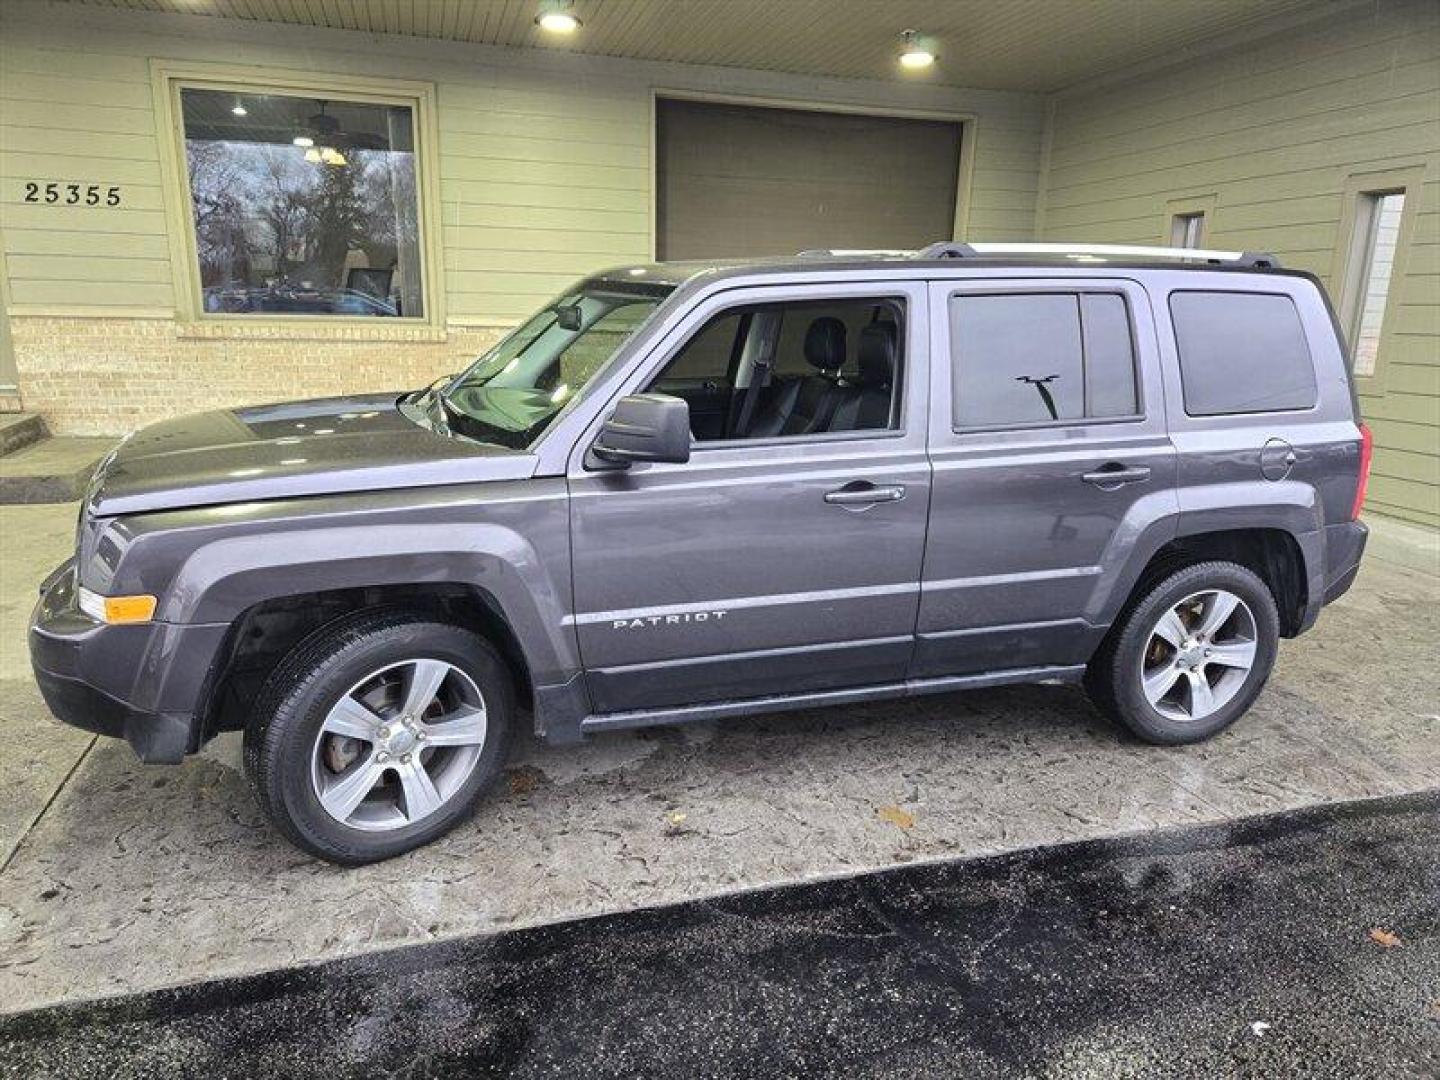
[0,503,1436,1013]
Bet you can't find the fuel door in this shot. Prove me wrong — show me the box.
[1260,437,1296,482]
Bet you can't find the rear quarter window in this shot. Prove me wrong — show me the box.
[1169,291,1318,416]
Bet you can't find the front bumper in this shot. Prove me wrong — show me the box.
[29,560,230,763]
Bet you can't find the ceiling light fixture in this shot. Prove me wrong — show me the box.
[292,134,315,147]
[535,1,581,33]
[899,29,936,70]
[231,100,248,116]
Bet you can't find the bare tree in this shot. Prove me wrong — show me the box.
[255,145,311,282]
[186,141,251,285]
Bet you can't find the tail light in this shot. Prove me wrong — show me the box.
[1351,422,1373,520]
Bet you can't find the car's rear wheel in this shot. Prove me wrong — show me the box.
[243,612,513,864]
[1085,561,1279,745]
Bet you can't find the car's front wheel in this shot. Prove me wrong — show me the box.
[243,612,513,864]
[1085,560,1279,745]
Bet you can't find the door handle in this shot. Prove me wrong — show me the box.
[1081,464,1152,489]
[824,481,906,507]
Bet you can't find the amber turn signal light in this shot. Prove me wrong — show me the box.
[78,587,157,624]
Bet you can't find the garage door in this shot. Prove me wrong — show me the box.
[656,98,963,261]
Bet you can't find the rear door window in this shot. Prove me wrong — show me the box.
[949,291,1139,429]
[1169,291,1317,415]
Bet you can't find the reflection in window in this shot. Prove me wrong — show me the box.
[1345,191,1405,377]
[180,88,423,318]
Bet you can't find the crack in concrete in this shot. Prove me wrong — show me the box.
[0,734,96,876]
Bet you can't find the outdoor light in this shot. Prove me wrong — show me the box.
[535,1,580,33]
[899,30,936,70]
[231,100,247,116]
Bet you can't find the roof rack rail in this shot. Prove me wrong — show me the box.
[794,248,914,258]
[793,242,1281,269]
[911,241,1281,269]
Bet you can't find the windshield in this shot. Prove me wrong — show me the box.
[434,279,673,448]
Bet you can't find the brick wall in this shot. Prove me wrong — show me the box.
[11,317,507,435]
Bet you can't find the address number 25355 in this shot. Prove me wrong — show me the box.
[23,182,122,206]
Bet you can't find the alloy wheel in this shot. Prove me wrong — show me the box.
[1138,588,1258,724]
[310,658,488,831]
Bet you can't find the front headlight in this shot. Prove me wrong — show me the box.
[77,586,156,625]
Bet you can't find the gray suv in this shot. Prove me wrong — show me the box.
[30,242,1371,863]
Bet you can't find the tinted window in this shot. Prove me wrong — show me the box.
[1170,292,1317,415]
[1082,294,1139,417]
[659,313,744,382]
[950,292,1138,428]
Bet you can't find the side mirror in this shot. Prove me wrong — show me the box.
[587,393,691,470]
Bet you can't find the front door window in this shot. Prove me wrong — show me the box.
[644,297,905,442]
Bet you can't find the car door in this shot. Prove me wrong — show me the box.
[915,276,1179,677]
[567,279,931,716]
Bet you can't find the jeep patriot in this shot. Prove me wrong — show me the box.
[30,242,1371,863]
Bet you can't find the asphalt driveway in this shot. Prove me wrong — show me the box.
[4,792,1435,1079]
[1,503,1437,1014]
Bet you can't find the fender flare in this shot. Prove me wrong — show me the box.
[1084,481,1324,630]
[161,522,579,686]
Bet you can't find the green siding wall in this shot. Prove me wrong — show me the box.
[1039,0,1440,527]
[0,2,1046,326]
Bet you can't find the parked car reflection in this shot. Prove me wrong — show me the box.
[203,285,399,317]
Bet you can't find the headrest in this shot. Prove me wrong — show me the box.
[858,323,896,386]
[803,317,847,372]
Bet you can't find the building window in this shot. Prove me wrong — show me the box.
[1170,212,1205,248]
[178,87,424,319]
[1342,191,1405,377]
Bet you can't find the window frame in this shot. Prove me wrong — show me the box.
[151,61,446,339]
[1332,166,1424,396]
[1161,193,1217,250]
[557,280,926,480]
[946,287,1146,435]
[1167,288,1319,418]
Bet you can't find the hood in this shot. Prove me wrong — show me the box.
[88,393,532,516]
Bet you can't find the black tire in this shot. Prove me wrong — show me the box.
[1084,560,1280,745]
[243,611,514,865]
